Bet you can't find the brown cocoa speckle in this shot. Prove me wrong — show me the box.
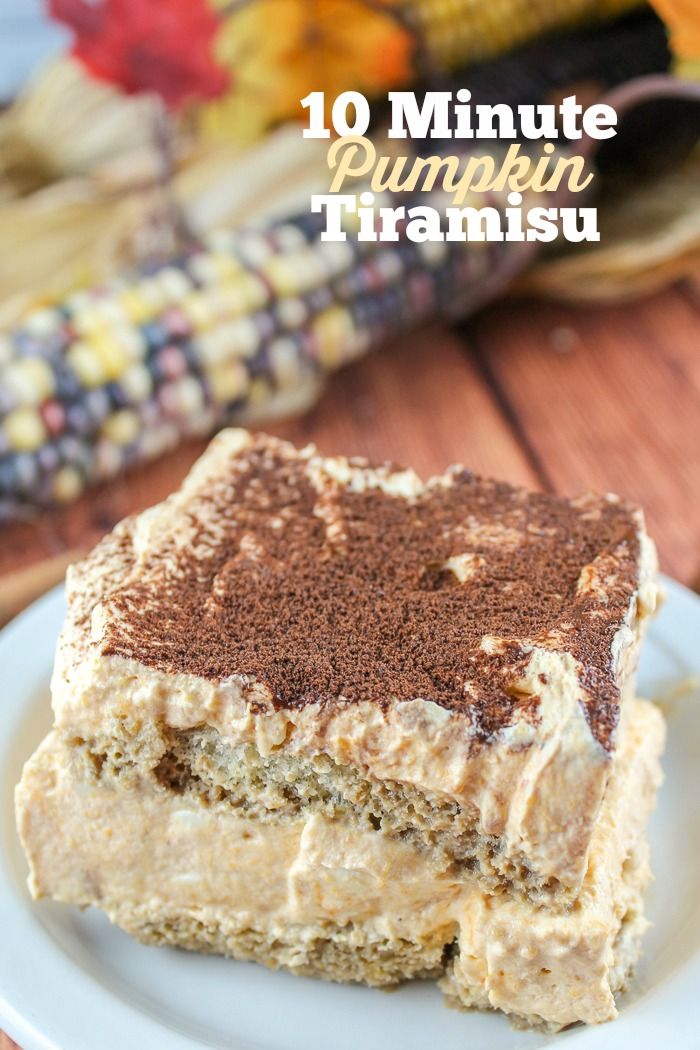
[100,435,642,752]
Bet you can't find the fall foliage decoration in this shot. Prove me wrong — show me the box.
[48,0,230,110]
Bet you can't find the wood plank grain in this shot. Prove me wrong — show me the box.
[272,326,538,484]
[0,324,537,614]
[469,288,700,585]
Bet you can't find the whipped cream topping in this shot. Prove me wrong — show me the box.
[48,429,659,890]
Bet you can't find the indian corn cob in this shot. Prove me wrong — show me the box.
[407,0,643,71]
[0,185,535,520]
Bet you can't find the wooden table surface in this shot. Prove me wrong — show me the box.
[3,280,700,598]
[2,281,700,1048]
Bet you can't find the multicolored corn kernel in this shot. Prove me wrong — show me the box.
[4,408,47,453]
[120,363,154,403]
[53,464,83,503]
[101,409,140,447]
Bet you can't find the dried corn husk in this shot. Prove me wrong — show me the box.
[0,57,164,194]
[0,123,328,329]
[519,148,700,302]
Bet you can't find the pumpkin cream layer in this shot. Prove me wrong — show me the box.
[16,698,664,1031]
[44,429,658,898]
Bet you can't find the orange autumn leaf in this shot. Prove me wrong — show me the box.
[649,0,700,71]
[201,0,414,143]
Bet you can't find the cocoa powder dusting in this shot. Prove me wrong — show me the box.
[102,435,643,751]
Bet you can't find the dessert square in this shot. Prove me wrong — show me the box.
[16,429,664,1029]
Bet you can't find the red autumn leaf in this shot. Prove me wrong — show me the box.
[48,0,230,110]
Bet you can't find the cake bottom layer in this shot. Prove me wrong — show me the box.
[16,699,664,1031]
[74,837,651,1033]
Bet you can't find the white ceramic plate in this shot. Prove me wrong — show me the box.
[1,579,699,1050]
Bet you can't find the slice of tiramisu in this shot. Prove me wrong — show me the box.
[16,429,664,1030]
